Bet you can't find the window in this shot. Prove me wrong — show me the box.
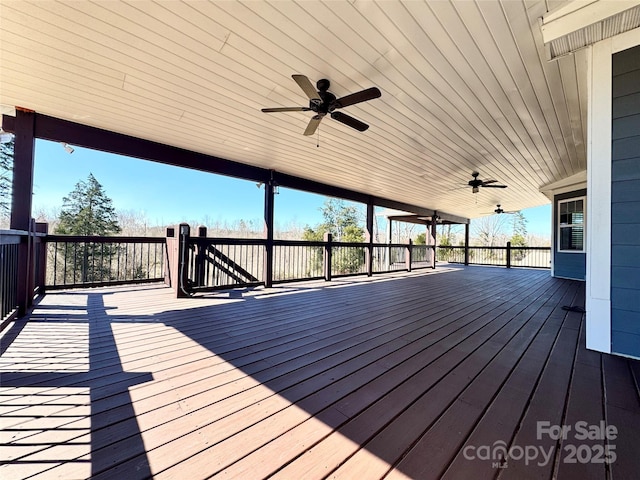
[558,197,585,252]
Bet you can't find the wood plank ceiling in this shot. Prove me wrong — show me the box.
[0,0,587,219]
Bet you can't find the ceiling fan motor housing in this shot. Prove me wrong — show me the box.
[310,90,337,115]
[468,172,483,189]
[316,78,330,91]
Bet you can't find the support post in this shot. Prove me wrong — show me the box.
[506,241,512,269]
[324,232,332,281]
[10,109,35,231]
[429,220,437,269]
[406,238,413,272]
[35,222,48,293]
[430,219,437,248]
[23,219,36,311]
[464,223,470,266]
[431,219,438,268]
[263,178,275,288]
[195,226,207,288]
[11,109,36,316]
[164,227,176,288]
[177,223,191,298]
[365,201,374,276]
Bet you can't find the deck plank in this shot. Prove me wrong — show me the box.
[332,276,576,480]
[170,272,555,479]
[253,274,558,480]
[96,271,542,478]
[439,284,583,480]
[2,268,516,474]
[1,267,639,480]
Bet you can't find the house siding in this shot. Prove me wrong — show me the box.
[611,45,640,358]
[553,189,586,281]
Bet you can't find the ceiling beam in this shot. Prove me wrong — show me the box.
[2,113,468,223]
[2,113,268,182]
[434,211,470,225]
[384,212,470,226]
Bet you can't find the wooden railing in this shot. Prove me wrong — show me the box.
[44,235,166,289]
[3,223,550,314]
[1,225,47,329]
[273,240,324,283]
[187,237,264,291]
[178,225,436,293]
[436,243,551,269]
[0,231,21,325]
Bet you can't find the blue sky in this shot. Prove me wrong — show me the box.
[32,139,551,237]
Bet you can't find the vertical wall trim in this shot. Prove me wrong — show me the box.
[586,39,612,353]
[550,207,555,276]
[585,28,640,353]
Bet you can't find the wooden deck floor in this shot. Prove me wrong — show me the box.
[1,266,640,480]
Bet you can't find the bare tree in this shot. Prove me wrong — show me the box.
[118,209,152,236]
[472,215,509,246]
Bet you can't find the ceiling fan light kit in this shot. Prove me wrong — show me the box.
[262,75,381,136]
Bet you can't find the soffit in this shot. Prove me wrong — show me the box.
[0,0,588,218]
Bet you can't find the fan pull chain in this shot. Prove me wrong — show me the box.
[317,124,320,148]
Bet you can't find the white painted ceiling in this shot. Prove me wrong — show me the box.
[0,0,589,219]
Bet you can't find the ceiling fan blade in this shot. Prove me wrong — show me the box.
[482,179,498,185]
[331,111,369,132]
[261,107,311,113]
[482,184,507,188]
[304,116,322,136]
[335,87,381,108]
[292,74,320,100]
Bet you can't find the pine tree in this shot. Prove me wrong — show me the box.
[510,211,528,243]
[509,211,528,261]
[56,173,121,236]
[0,138,13,219]
[302,198,365,274]
[55,173,121,282]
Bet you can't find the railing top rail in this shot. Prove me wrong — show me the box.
[45,235,166,244]
[0,234,23,245]
[0,229,31,236]
[439,245,551,250]
[190,237,267,246]
[179,237,437,249]
[372,242,426,248]
[331,241,368,247]
[273,239,325,247]
[1,229,47,244]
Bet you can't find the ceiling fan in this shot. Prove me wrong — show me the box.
[486,204,517,215]
[467,171,507,193]
[261,74,381,136]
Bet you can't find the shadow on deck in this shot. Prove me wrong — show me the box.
[1,266,639,479]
